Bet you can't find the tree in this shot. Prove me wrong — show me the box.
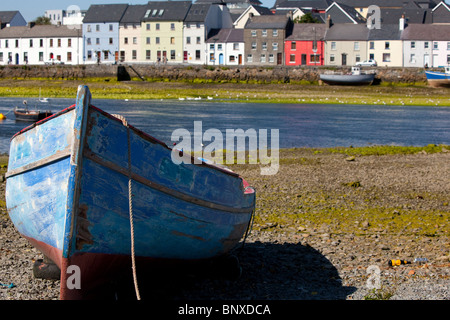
[33,16,51,25]
[294,13,320,24]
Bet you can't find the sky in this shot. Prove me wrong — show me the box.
[2,0,450,22]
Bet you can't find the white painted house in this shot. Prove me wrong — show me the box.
[0,24,83,65]
[206,28,244,65]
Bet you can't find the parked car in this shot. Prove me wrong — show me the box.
[356,59,377,67]
[45,59,64,65]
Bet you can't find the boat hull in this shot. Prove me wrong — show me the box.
[320,74,375,86]
[14,109,53,122]
[6,86,255,299]
[425,71,450,88]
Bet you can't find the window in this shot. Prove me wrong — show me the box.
[355,55,360,63]
[109,38,113,45]
[311,54,320,63]
[229,55,235,63]
[170,37,175,45]
[247,54,253,63]
[146,50,151,60]
[50,39,53,47]
[424,42,429,49]
[383,53,390,62]
[262,42,267,50]
[447,54,450,64]
[291,41,296,50]
[156,37,160,44]
[109,24,113,32]
[146,24,150,30]
[447,42,450,50]
[15,40,19,48]
[385,42,390,49]
[170,23,175,31]
[209,53,215,62]
[156,23,160,31]
[233,43,239,50]
[369,41,374,50]
[58,39,61,47]
[39,52,44,61]
[251,30,256,37]
[87,38,92,45]
[354,42,359,50]
[217,44,222,51]
[67,52,72,62]
[170,50,175,60]
[330,54,335,62]
[272,42,278,51]
[96,25,100,32]
[159,9,164,16]
[68,39,72,47]
[96,38,100,45]
[104,51,109,60]
[410,54,416,63]
[29,39,33,48]
[132,50,137,60]
[289,54,295,63]
[260,54,266,63]
[186,37,191,44]
[251,42,257,50]
[411,41,415,49]
[133,37,137,45]
[146,37,150,45]
[40,39,43,47]
[0,53,2,62]
[273,29,278,37]
[196,37,201,44]
[195,50,200,60]
[87,50,92,60]
[124,37,128,45]
[186,23,190,28]
[262,29,267,37]
[433,42,438,49]
[331,42,336,50]
[209,44,214,50]
[5,40,8,48]
[87,25,92,32]
[269,54,274,63]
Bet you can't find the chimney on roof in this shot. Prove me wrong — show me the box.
[399,14,405,31]
[28,22,35,28]
[326,15,332,29]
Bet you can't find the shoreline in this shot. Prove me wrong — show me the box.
[0,145,449,300]
[0,79,449,106]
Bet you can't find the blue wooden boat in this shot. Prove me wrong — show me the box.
[425,66,450,88]
[5,86,256,300]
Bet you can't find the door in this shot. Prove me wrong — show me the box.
[277,52,282,65]
[15,53,19,65]
[342,53,347,66]
[238,54,242,65]
[423,54,429,67]
[432,54,438,67]
[115,51,119,62]
[184,51,188,62]
[301,54,307,65]
[219,53,224,65]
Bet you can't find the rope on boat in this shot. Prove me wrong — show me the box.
[115,114,141,300]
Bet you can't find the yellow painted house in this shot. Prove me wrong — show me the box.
[141,1,191,63]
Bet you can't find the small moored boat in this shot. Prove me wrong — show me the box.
[5,86,256,299]
[14,101,52,122]
[320,66,375,86]
[425,66,450,88]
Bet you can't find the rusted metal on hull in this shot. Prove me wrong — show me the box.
[6,85,256,300]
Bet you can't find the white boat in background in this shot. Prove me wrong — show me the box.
[320,66,375,86]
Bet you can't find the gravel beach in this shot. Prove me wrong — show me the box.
[0,147,448,300]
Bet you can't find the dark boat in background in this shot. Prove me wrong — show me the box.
[14,101,53,122]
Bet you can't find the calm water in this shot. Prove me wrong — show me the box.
[0,97,449,154]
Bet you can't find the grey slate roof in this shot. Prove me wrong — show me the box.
[285,23,326,40]
[143,1,192,21]
[326,2,366,24]
[83,4,129,23]
[324,23,369,40]
[381,8,433,23]
[120,5,147,24]
[400,23,450,40]
[0,11,21,24]
[185,3,211,22]
[245,14,290,28]
[0,24,80,38]
[206,28,244,42]
[367,24,402,40]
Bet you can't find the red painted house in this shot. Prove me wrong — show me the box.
[285,23,326,66]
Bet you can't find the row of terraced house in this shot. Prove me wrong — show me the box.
[0,0,449,68]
